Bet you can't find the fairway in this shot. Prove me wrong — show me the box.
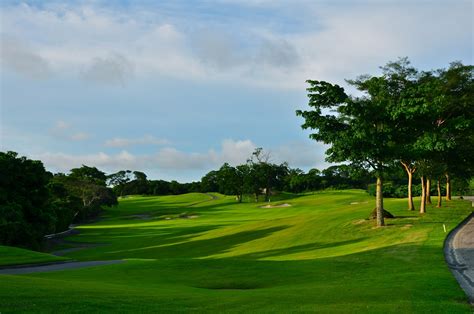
[1,191,473,313]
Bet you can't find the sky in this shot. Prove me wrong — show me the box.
[0,0,472,182]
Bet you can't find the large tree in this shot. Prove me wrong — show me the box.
[436,63,474,200]
[218,163,246,202]
[246,148,288,202]
[56,166,117,219]
[379,59,425,211]
[0,152,56,248]
[297,75,400,226]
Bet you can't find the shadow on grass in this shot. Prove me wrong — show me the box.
[235,237,369,260]
[103,225,290,259]
[112,193,306,217]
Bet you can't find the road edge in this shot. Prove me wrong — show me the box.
[444,211,474,305]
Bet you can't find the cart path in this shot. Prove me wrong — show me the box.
[0,260,123,275]
[445,208,474,304]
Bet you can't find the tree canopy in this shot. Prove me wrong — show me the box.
[297,58,473,226]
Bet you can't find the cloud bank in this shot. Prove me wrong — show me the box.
[32,139,327,181]
[1,1,471,88]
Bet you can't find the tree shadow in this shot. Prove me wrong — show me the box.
[102,225,290,259]
[235,237,369,260]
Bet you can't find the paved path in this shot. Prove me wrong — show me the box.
[0,260,123,275]
[445,210,474,304]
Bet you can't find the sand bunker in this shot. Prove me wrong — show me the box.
[260,203,292,208]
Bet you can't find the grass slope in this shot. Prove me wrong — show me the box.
[0,246,68,267]
[1,190,472,313]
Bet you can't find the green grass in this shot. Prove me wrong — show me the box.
[0,245,68,267]
[1,190,473,313]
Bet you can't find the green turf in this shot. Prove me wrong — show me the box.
[1,190,473,313]
[0,245,68,267]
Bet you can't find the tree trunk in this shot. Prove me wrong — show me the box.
[255,193,259,203]
[265,186,270,202]
[445,173,451,201]
[401,162,415,211]
[437,179,442,208]
[426,178,432,204]
[407,170,414,210]
[420,176,426,214]
[375,176,385,227]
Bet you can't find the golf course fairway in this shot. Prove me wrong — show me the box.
[1,190,473,313]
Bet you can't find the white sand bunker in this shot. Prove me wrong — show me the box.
[260,203,292,208]
[164,213,199,220]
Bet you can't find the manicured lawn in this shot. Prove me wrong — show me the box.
[0,246,68,267]
[1,190,472,312]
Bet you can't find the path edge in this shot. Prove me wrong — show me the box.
[444,211,474,305]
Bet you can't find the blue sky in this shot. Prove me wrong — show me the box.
[1,0,472,182]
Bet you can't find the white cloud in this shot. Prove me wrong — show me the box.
[31,139,254,173]
[219,139,256,165]
[2,2,470,89]
[31,138,328,180]
[273,141,329,170]
[104,135,169,147]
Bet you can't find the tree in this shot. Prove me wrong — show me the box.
[149,179,171,195]
[284,168,307,193]
[57,166,117,219]
[129,171,149,194]
[379,59,425,211]
[245,148,288,202]
[436,63,474,200]
[217,163,244,202]
[47,177,82,232]
[306,168,322,191]
[107,170,132,196]
[201,170,220,192]
[297,76,400,226]
[409,62,474,208]
[247,148,269,201]
[0,152,57,248]
[69,165,107,186]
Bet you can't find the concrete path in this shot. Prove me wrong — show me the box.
[445,211,474,304]
[0,260,123,275]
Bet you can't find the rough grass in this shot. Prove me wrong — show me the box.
[0,190,472,313]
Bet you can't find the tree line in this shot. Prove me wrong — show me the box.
[0,152,117,249]
[107,148,372,202]
[297,58,473,226]
[0,148,373,249]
